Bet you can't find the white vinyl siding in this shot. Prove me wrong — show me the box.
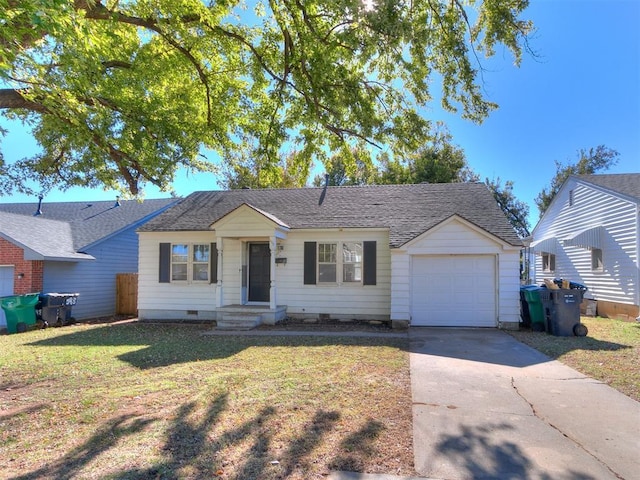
[138,229,390,320]
[532,178,639,307]
[138,231,217,317]
[277,231,390,318]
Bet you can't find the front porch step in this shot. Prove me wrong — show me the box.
[216,314,262,330]
[215,305,287,328]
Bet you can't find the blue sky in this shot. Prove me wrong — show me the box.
[1,0,639,228]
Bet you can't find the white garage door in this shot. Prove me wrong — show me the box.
[411,255,496,327]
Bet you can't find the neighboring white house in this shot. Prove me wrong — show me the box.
[0,197,177,327]
[137,183,523,329]
[530,173,640,321]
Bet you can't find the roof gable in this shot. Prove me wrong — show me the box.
[575,173,640,203]
[401,214,519,250]
[532,173,640,238]
[140,184,523,248]
[211,203,291,239]
[211,203,290,230]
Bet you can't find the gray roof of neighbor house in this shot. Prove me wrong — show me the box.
[575,173,640,202]
[139,183,523,248]
[0,198,178,258]
[0,211,94,261]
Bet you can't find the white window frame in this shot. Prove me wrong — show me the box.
[171,243,210,283]
[542,252,556,273]
[591,248,603,272]
[317,241,363,285]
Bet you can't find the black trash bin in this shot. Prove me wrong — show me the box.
[37,293,79,327]
[539,287,587,336]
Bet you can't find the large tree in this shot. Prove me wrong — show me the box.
[535,145,619,215]
[0,0,533,197]
[485,176,530,238]
[377,122,469,184]
[221,150,310,189]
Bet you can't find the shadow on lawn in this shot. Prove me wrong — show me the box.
[27,322,406,369]
[11,393,385,480]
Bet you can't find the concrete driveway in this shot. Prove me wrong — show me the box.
[410,328,639,480]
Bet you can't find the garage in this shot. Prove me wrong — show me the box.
[411,255,496,327]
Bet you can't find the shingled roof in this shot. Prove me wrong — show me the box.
[575,173,640,202]
[139,183,523,248]
[0,198,177,257]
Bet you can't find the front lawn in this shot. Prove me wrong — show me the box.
[508,316,640,402]
[0,322,413,479]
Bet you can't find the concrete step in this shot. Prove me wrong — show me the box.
[216,314,262,330]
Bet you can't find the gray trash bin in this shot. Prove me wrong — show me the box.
[37,293,79,327]
[545,288,584,336]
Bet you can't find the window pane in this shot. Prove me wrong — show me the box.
[172,263,187,281]
[591,248,603,270]
[543,253,556,272]
[342,242,362,262]
[193,263,209,281]
[319,264,336,283]
[343,242,362,282]
[343,263,362,282]
[193,244,210,262]
[172,244,188,263]
[318,243,337,263]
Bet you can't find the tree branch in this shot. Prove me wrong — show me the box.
[0,89,48,112]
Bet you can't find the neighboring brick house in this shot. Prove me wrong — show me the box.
[0,197,177,330]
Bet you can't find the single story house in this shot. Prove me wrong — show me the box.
[0,197,177,329]
[137,183,523,329]
[530,173,640,321]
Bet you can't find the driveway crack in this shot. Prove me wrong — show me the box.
[510,377,625,480]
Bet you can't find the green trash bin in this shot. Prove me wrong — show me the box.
[521,286,546,331]
[1,293,40,334]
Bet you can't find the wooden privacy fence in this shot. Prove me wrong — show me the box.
[116,273,138,316]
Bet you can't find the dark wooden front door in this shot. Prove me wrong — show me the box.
[248,243,270,302]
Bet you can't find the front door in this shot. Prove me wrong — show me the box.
[248,243,270,302]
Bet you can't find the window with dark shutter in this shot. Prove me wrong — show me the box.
[304,242,317,285]
[363,241,376,285]
[159,243,171,283]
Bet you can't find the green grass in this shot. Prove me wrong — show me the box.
[508,316,640,402]
[0,322,413,479]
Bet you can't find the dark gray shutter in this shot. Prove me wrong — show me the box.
[159,243,171,283]
[210,243,218,284]
[304,242,317,285]
[363,241,376,286]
